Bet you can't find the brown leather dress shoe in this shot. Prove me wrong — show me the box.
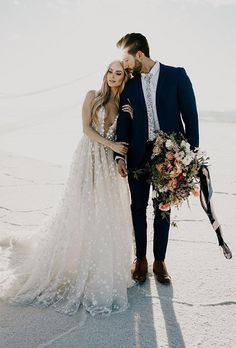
[132,256,148,283]
[153,260,171,284]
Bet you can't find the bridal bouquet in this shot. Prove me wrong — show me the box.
[150,131,209,215]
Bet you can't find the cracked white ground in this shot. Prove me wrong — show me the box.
[0,118,235,348]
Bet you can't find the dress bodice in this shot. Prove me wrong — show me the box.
[92,105,118,141]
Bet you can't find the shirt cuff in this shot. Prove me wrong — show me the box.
[115,156,126,163]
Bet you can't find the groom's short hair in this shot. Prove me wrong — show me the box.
[116,33,150,58]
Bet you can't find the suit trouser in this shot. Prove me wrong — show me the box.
[128,161,170,261]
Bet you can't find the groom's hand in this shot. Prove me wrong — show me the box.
[117,159,128,178]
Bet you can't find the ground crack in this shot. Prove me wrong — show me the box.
[200,301,236,307]
[169,238,216,245]
[0,206,52,213]
[2,221,39,227]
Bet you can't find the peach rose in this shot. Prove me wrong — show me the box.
[170,159,182,177]
[191,187,200,197]
[167,178,177,191]
[166,151,174,160]
[155,137,165,146]
[174,159,182,171]
[171,196,178,204]
[153,145,161,155]
[170,168,180,178]
[166,163,173,172]
[159,202,171,211]
[156,163,164,173]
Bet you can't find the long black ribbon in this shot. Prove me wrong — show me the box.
[198,165,232,259]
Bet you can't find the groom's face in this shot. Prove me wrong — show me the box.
[121,49,142,75]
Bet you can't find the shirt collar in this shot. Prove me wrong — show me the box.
[141,61,160,78]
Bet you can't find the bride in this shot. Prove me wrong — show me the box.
[0,60,134,316]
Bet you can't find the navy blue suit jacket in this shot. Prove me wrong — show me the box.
[115,63,199,170]
[116,64,199,169]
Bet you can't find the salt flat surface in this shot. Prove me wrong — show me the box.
[0,119,235,348]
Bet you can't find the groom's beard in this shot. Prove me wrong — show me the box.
[129,59,142,76]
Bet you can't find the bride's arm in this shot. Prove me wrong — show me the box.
[82,90,128,156]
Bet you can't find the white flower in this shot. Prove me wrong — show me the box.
[152,190,159,199]
[174,151,185,161]
[165,139,173,150]
[181,140,191,150]
[186,143,191,150]
[159,187,168,193]
[182,155,192,166]
[197,150,207,157]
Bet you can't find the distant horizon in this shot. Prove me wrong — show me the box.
[199,110,236,113]
[0,0,236,112]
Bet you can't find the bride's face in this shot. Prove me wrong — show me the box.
[107,61,125,88]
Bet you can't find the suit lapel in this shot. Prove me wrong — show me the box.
[156,63,167,113]
[135,75,147,113]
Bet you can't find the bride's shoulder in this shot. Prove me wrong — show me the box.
[83,90,97,107]
[85,90,97,100]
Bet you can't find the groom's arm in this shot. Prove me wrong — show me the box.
[114,84,132,161]
[177,68,199,150]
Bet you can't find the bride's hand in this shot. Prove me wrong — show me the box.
[122,104,133,119]
[110,141,129,155]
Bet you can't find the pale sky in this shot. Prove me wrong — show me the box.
[0,0,236,111]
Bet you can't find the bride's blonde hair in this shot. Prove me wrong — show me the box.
[91,60,129,124]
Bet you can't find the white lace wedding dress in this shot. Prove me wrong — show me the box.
[0,105,134,316]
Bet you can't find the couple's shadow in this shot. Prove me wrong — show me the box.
[125,276,186,348]
[77,275,186,348]
[154,278,186,348]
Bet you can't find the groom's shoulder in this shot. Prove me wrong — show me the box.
[122,75,140,92]
[127,74,140,85]
[161,63,186,77]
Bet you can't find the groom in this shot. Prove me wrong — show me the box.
[115,33,199,284]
